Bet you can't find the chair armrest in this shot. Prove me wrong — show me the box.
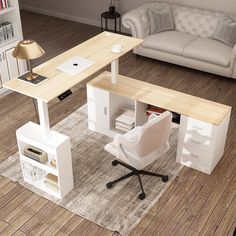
[122,7,150,39]
[230,44,236,78]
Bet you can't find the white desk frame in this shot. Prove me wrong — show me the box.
[36,59,119,132]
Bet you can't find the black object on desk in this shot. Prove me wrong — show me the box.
[101,11,121,33]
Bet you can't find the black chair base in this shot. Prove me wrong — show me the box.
[106,160,169,200]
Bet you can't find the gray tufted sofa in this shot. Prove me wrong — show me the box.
[122,2,236,79]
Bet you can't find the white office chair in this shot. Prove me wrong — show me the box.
[104,111,173,200]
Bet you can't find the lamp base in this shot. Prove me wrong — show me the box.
[25,73,39,81]
[17,72,47,86]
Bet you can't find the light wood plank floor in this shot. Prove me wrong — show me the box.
[0,10,236,236]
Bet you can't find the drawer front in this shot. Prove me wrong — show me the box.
[176,143,213,174]
[178,132,215,153]
[180,115,216,138]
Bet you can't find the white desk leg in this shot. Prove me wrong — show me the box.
[111,59,119,84]
[37,99,50,134]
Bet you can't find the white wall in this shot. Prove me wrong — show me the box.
[20,0,236,27]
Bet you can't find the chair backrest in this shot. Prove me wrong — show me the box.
[130,111,173,157]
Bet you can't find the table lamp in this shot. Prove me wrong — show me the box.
[13,40,45,81]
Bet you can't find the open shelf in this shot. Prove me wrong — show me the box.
[17,122,69,154]
[17,121,74,199]
[24,176,60,199]
[20,154,58,176]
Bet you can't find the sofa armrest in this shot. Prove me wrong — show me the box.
[122,7,150,39]
[230,44,236,78]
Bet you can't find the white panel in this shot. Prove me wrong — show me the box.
[87,85,110,133]
[178,132,216,153]
[179,115,216,138]
[0,52,9,84]
[135,101,148,126]
[176,142,213,174]
[5,47,20,80]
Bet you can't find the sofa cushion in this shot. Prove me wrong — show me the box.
[172,5,221,38]
[142,31,197,56]
[147,5,174,35]
[213,15,236,47]
[183,37,232,67]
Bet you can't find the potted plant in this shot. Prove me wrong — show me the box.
[109,0,115,13]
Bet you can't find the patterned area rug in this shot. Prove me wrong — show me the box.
[0,104,183,236]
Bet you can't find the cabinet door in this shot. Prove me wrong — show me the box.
[0,52,9,87]
[87,85,110,134]
[4,47,20,80]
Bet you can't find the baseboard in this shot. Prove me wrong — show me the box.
[20,5,130,34]
[20,5,101,27]
[0,88,12,98]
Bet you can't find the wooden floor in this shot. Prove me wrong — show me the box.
[0,10,236,236]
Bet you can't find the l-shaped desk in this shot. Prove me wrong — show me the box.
[87,72,231,175]
[3,32,232,199]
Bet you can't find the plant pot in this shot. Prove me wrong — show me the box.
[109,6,116,13]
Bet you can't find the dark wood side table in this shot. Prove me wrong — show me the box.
[101,11,121,33]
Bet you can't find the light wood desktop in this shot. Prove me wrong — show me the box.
[87,72,231,174]
[3,32,142,133]
[3,32,142,102]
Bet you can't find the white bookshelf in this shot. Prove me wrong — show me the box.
[0,0,27,95]
[16,122,74,199]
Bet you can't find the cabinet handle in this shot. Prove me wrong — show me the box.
[192,126,203,131]
[2,52,5,60]
[191,140,201,145]
[191,153,199,158]
[0,54,1,62]
[104,107,107,115]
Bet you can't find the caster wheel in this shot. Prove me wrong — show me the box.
[138,193,146,200]
[112,160,118,166]
[162,175,169,182]
[106,182,113,189]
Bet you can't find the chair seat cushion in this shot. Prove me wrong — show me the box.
[142,31,197,55]
[183,37,232,67]
[105,139,170,170]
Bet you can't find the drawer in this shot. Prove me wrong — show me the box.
[178,132,215,153]
[180,115,217,138]
[176,143,214,174]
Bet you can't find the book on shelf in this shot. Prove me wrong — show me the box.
[115,124,134,132]
[146,105,166,116]
[0,0,11,10]
[115,108,135,132]
[0,21,15,44]
[44,173,59,191]
[0,0,10,10]
[115,121,134,130]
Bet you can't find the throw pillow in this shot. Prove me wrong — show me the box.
[147,5,174,35]
[213,14,236,47]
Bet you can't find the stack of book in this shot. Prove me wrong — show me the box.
[44,173,59,191]
[115,108,135,132]
[146,105,166,116]
[0,0,10,10]
[0,22,14,44]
